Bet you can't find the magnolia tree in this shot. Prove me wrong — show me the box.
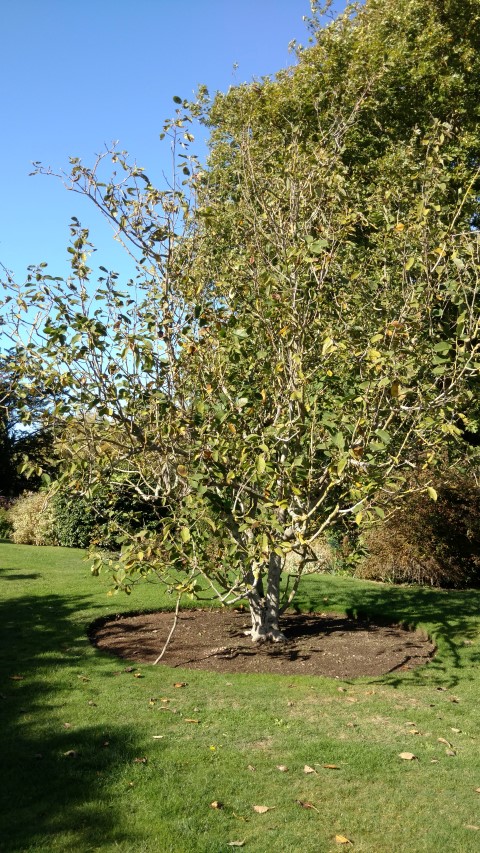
[2,0,479,640]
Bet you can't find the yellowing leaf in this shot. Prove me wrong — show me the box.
[180,526,191,543]
[297,800,319,812]
[303,764,317,774]
[335,835,353,844]
[210,800,223,809]
[322,336,335,356]
[405,256,415,270]
[394,222,405,231]
[177,464,188,477]
[256,454,266,475]
[427,487,438,501]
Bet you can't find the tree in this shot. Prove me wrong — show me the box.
[2,0,479,639]
[0,352,54,497]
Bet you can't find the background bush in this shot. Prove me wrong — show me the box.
[51,492,97,548]
[0,506,12,540]
[50,485,167,550]
[8,492,56,545]
[357,473,480,588]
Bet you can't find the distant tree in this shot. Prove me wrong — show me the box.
[0,353,54,497]
[2,0,479,638]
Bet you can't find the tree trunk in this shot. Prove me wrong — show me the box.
[247,552,286,642]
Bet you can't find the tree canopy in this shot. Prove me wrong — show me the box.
[2,0,479,638]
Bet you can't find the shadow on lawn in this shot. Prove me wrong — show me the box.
[294,577,480,689]
[0,587,144,851]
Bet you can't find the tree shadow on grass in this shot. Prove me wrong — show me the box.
[0,590,146,852]
[293,576,480,689]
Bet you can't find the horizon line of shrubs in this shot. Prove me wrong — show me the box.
[1,471,479,590]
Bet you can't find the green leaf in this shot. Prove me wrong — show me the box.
[309,238,328,253]
[180,527,191,543]
[332,432,345,451]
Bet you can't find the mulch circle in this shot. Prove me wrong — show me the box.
[90,608,436,678]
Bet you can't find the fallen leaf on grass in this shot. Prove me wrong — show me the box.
[438,737,453,748]
[77,675,89,682]
[296,800,319,812]
[210,801,223,809]
[9,675,24,681]
[475,788,480,794]
[227,842,245,847]
[451,728,461,733]
[322,764,341,770]
[124,667,135,672]
[63,750,78,758]
[253,805,275,814]
[399,752,417,761]
[133,757,148,764]
[173,682,187,688]
[303,764,317,775]
[63,723,72,729]
[276,765,288,772]
[465,825,480,831]
[133,672,144,678]
[335,834,353,845]
[152,735,164,739]
[247,765,256,772]
[445,749,456,756]
[88,700,97,707]
[184,718,200,724]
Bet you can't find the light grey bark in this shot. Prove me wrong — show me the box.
[247,552,286,642]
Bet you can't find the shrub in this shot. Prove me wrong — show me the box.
[0,507,12,540]
[357,473,480,588]
[8,492,57,545]
[50,485,167,550]
[51,492,97,548]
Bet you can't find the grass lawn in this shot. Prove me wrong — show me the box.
[1,542,480,852]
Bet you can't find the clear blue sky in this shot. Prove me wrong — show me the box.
[1,0,344,284]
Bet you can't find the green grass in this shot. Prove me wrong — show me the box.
[1,543,480,852]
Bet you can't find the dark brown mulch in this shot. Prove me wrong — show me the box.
[90,608,435,678]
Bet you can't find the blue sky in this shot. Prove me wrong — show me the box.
[1,1,344,284]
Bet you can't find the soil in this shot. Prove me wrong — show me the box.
[90,608,436,678]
